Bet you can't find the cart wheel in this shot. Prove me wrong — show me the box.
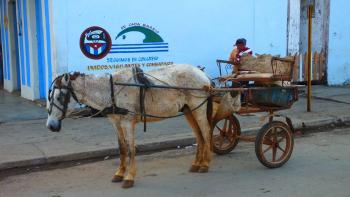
[213,115,241,155]
[255,121,294,168]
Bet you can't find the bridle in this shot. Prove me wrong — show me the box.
[48,74,79,120]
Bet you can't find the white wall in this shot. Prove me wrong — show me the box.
[327,0,350,85]
[51,0,288,78]
[299,0,329,54]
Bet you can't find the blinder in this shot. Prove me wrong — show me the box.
[48,74,79,120]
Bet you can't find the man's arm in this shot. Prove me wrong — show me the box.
[229,48,238,62]
[229,48,240,74]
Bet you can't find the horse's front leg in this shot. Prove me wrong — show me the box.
[112,123,128,182]
[120,119,137,189]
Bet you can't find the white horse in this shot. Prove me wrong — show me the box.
[46,64,240,188]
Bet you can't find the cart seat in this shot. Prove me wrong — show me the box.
[219,73,291,83]
[229,73,292,83]
[231,73,273,82]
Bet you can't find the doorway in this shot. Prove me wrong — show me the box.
[8,0,21,90]
[0,35,3,88]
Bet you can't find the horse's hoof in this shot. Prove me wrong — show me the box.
[122,180,134,189]
[189,165,200,173]
[198,166,209,173]
[111,175,124,182]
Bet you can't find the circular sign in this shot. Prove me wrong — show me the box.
[79,26,112,60]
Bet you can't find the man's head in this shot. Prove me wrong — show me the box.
[235,38,247,50]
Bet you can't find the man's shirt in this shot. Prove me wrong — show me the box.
[229,47,253,63]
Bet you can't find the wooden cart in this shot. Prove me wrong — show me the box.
[212,57,299,168]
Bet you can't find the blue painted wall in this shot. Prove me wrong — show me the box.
[2,0,288,98]
[17,0,26,85]
[0,0,51,99]
[1,0,11,81]
[53,0,288,78]
[12,1,21,89]
[35,0,46,98]
[328,0,350,85]
[0,43,2,81]
[44,0,52,90]
[22,0,31,87]
[0,0,5,81]
[4,1,10,81]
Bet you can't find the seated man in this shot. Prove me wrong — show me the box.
[228,38,253,102]
[229,38,253,74]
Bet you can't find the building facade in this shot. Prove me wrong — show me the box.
[0,0,348,100]
[0,0,52,100]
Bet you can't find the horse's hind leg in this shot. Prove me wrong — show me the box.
[192,108,212,173]
[183,106,204,173]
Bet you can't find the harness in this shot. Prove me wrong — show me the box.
[105,67,154,131]
[49,70,211,132]
[134,67,153,132]
[100,74,129,115]
[106,67,210,132]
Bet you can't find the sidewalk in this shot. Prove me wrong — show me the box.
[0,91,46,123]
[1,85,350,171]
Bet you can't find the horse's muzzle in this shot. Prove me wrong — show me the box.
[47,120,62,132]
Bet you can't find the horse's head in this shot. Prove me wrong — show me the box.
[46,73,80,132]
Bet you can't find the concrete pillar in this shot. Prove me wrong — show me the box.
[287,0,301,55]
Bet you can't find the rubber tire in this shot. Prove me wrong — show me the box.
[213,115,241,155]
[255,121,294,168]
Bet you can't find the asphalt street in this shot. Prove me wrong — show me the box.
[1,127,350,197]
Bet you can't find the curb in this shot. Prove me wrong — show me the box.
[0,136,196,171]
[1,116,350,172]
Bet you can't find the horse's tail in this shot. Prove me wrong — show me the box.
[206,96,214,151]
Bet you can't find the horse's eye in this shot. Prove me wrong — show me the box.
[58,94,64,103]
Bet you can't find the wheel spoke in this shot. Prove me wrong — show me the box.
[226,119,233,141]
[277,135,286,143]
[215,125,224,133]
[262,137,273,145]
[263,145,272,153]
[223,119,228,133]
[273,128,278,142]
[218,135,225,148]
[226,131,233,142]
[277,144,286,154]
[272,145,277,162]
[228,119,233,134]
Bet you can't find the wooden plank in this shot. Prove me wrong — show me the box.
[293,54,300,81]
[320,50,326,81]
[238,136,256,142]
[303,53,308,81]
[317,51,322,80]
[313,52,318,80]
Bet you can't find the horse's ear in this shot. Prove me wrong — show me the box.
[70,72,81,80]
[64,74,69,81]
